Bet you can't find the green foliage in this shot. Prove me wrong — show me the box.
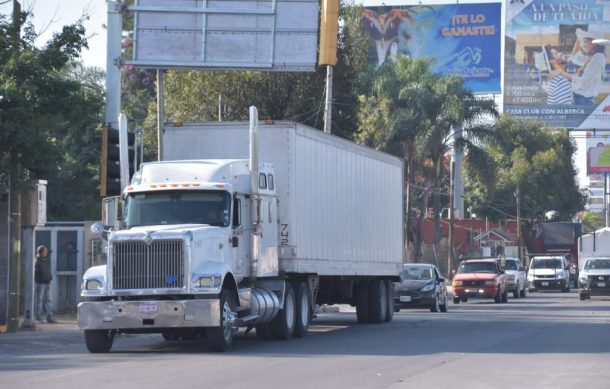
[0,12,103,220]
[465,115,586,223]
[581,210,604,233]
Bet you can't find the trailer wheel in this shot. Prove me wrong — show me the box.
[368,280,387,324]
[383,280,394,322]
[208,289,237,352]
[84,330,114,353]
[270,282,296,340]
[293,281,311,337]
[355,281,370,323]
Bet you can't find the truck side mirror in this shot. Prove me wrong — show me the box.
[102,196,124,230]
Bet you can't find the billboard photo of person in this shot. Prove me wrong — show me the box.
[540,45,574,105]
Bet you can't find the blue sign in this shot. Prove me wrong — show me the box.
[362,3,502,94]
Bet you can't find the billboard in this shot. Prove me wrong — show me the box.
[587,145,610,174]
[504,0,610,128]
[361,2,502,94]
[128,0,319,71]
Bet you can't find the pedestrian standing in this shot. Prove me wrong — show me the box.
[35,245,57,323]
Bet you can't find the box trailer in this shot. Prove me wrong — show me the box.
[78,110,403,352]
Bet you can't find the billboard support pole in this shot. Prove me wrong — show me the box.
[604,173,610,227]
[606,173,609,228]
[323,65,333,134]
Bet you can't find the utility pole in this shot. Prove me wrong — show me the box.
[156,69,164,161]
[318,0,339,134]
[516,186,522,264]
[6,0,22,333]
[447,160,455,280]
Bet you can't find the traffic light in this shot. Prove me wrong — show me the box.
[100,126,135,197]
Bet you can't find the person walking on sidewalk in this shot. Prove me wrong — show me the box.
[35,245,57,324]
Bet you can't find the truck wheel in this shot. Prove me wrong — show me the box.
[453,296,460,304]
[208,289,237,352]
[292,281,311,338]
[355,281,370,323]
[84,330,114,353]
[368,280,387,324]
[513,283,520,298]
[384,280,395,322]
[501,288,508,303]
[270,282,296,340]
[579,293,586,301]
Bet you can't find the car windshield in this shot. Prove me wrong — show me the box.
[124,190,231,228]
[503,260,518,270]
[458,262,497,274]
[584,259,610,270]
[531,258,562,269]
[402,266,434,280]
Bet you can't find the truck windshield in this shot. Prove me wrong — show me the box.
[458,262,496,274]
[531,259,562,269]
[124,190,231,228]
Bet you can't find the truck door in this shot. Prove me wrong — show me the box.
[258,194,279,277]
[231,194,250,278]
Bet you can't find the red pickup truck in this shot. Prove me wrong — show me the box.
[452,259,509,304]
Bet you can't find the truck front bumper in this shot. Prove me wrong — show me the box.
[77,299,221,330]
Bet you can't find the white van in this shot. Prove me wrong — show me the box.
[527,255,570,292]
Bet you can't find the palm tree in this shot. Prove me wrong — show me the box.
[356,56,497,262]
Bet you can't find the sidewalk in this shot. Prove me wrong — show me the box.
[13,312,78,333]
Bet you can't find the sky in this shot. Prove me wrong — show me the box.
[0,0,590,189]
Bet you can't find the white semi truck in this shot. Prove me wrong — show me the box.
[78,108,403,352]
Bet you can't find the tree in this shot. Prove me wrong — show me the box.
[464,115,586,245]
[581,210,604,233]
[356,56,496,261]
[0,11,104,220]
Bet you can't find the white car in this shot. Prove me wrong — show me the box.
[527,255,571,292]
[501,257,527,298]
[578,257,610,300]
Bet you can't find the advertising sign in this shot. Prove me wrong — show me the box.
[361,2,502,93]
[504,0,610,128]
[588,145,610,174]
[128,0,319,71]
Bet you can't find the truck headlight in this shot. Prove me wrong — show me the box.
[195,275,221,288]
[452,280,463,287]
[83,279,103,290]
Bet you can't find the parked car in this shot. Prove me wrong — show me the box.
[499,257,527,298]
[394,264,448,312]
[452,259,509,304]
[527,255,570,292]
[578,257,610,300]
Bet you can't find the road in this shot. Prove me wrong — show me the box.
[1,291,610,389]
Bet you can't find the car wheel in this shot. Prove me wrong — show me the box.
[430,294,440,312]
[520,285,527,298]
[439,294,448,312]
[501,288,508,303]
[453,296,461,304]
[84,330,114,353]
[579,293,586,301]
[513,283,520,298]
[494,288,502,303]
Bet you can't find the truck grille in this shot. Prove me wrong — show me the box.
[112,240,185,290]
[462,280,486,287]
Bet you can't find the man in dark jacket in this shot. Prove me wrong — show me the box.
[35,245,57,323]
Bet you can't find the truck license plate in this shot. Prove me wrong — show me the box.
[400,296,411,302]
[139,304,158,314]
[541,282,549,286]
[598,282,606,287]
